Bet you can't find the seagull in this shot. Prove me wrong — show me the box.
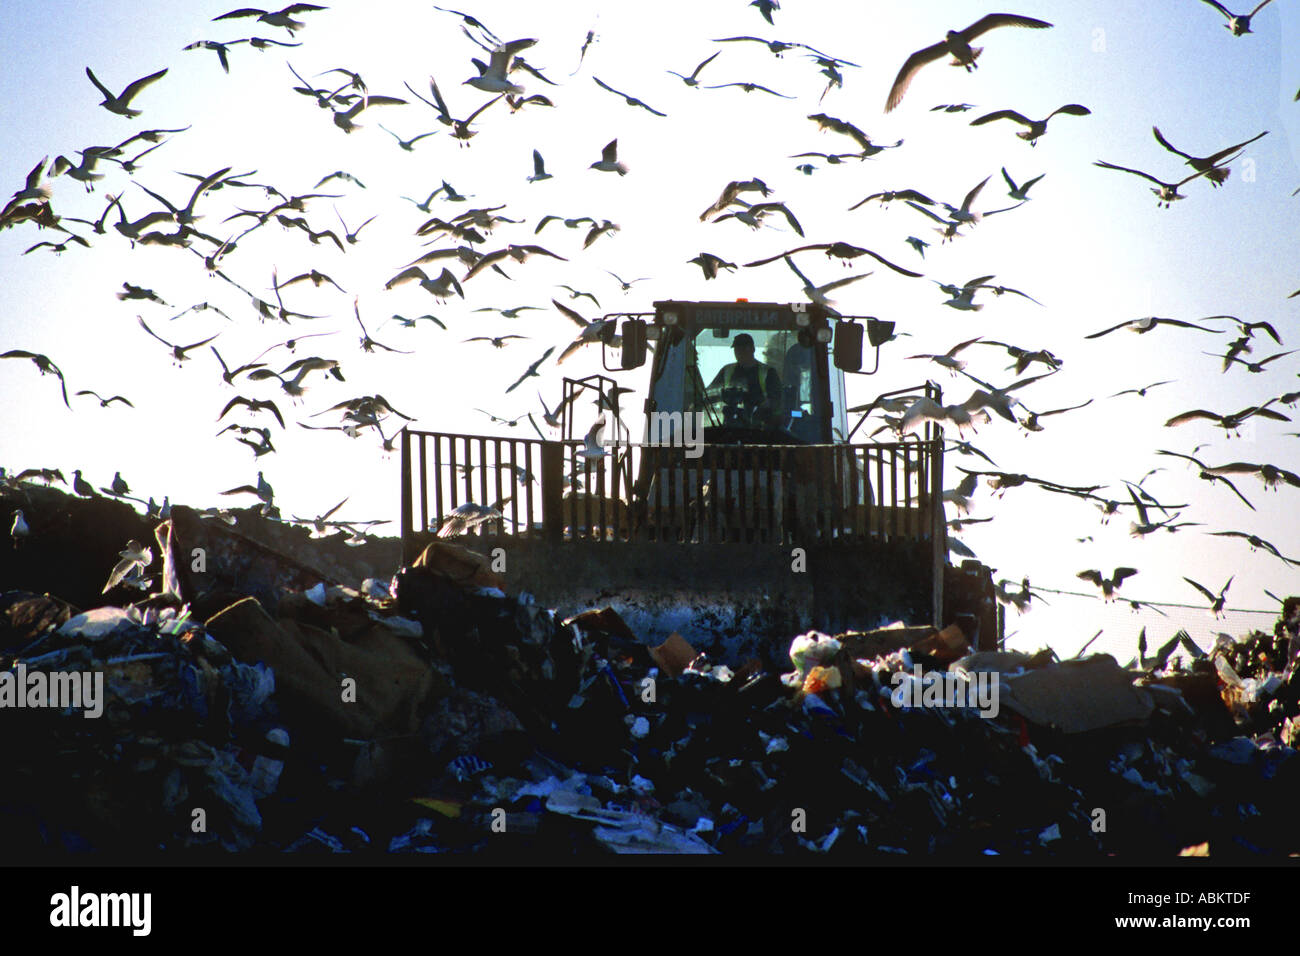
[1085,315,1223,339]
[1,350,71,408]
[527,149,553,183]
[465,38,536,95]
[138,317,219,363]
[1184,576,1233,617]
[85,66,169,117]
[689,252,738,280]
[506,346,556,393]
[1155,449,1258,510]
[10,510,29,548]
[75,389,133,408]
[905,336,984,374]
[49,151,107,192]
[377,124,438,151]
[848,187,936,210]
[1110,380,1175,399]
[782,255,871,313]
[905,236,930,258]
[607,271,651,291]
[581,418,608,459]
[1018,399,1093,433]
[971,104,1090,145]
[1197,0,1276,35]
[332,94,407,133]
[1093,161,1212,207]
[593,76,666,116]
[1202,460,1300,490]
[221,470,275,506]
[554,300,617,364]
[1077,568,1138,601]
[751,0,779,24]
[1217,348,1297,374]
[538,390,580,429]
[437,502,502,537]
[353,297,412,354]
[744,241,923,277]
[1207,531,1300,566]
[1000,166,1046,201]
[885,14,1054,112]
[212,4,327,35]
[805,113,890,154]
[1152,126,1267,186]
[932,274,996,311]
[535,213,596,234]
[103,540,153,593]
[70,470,100,498]
[464,335,528,349]
[464,243,567,281]
[705,81,793,98]
[712,201,805,237]
[557,284,601,307]
[217,395,286,429]
[668,51,720,87]
[9,156,52,203]
[385,266,465,301]
[1164,400,1289,435]
[590,139,628,175]
[699,178,772,220]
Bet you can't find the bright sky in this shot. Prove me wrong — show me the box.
[2,0,1298,661]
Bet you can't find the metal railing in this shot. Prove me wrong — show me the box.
[400,428,944,556]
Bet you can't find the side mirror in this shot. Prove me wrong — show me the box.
[620,318,647,369]
[833,320,863,372]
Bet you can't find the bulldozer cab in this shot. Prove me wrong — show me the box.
[634,300,847,447]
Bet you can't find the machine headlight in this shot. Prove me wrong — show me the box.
[663,311,679,326]
[795,313,811,327]
[815,327,832,343]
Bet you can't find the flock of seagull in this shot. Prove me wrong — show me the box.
[1,3,1298,620]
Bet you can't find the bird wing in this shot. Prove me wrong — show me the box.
[84,66,115,99]
[1083,319,1134,340]
[1198,0,1234,17]
[1164,409,1218,426]
[1077,570,1104,586]
[690,51,720,79]
[1183,577,1216,603]
[962,14,1054,40]
[905,200,951,224]
[136,316,175,349]
[1094,161,1164,186]
[960,174,992,211]
[856,247,923,278]
[971,109,1031,128]
[1050,104,1091,118]
[601,139,618,163]
[1151,126,1193,161]
[385,266,427,289]
[552,298,589,329]
[885,41,949,112]
[120,68,169,104]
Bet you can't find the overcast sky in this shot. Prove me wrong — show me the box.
[2,0,1298,659]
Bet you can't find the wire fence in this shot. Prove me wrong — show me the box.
[999,585,1285,662]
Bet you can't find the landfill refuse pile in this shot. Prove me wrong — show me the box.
[2,484,1299,856]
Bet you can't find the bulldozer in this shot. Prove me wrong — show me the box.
[400,299,999,660]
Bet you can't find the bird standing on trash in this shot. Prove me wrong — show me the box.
[10,510,28,548]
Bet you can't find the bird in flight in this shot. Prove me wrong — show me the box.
[1151,126,1266,186]
[1077,568,1138,601]
[1093,161,1212,207]
[2,348,72,408]
[885,14,1054,112]
[744,241,923,277]
[970,104,1090,146]
[1197,0,1277,36]
[1183,576,1233,617]
[589,139,628,175]
[85,66,169,117]
[593,76,667,116]
[1085,315,1223,339]
[213,4,328,35]
[506,346,556,394]
[667,51,720,87]
[75,389,133,409]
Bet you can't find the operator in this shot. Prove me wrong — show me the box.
[706,333,783,428]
